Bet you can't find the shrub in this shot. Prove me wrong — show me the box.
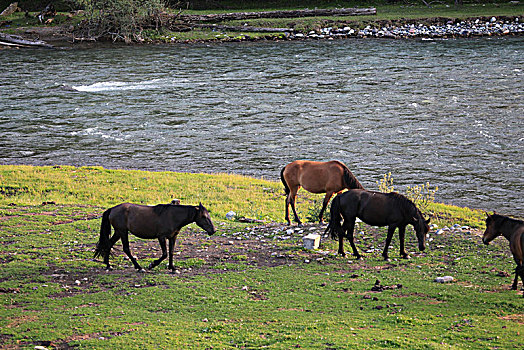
[376,172,395,193]
[377,173,438,213]
[72,0,167,42]
[405,182,438,213]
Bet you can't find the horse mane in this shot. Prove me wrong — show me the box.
[387,192,422,220]
[152,204,194,216]
[152,204,173,216]
[335,160,364,189]
[490,213,524,226]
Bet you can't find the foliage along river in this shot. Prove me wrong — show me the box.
[1,37,523,216]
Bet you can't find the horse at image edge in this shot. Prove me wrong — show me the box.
[483,212,524,297]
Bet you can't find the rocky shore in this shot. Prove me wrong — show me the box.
[282,16,523,41]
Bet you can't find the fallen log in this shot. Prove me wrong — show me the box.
[0,32,53,48]
[180,7,377,22]
[193,24,294,33]
[0,39,24,47]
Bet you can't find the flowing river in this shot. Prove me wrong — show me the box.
[1,37,523,216]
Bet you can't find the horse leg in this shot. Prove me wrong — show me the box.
[103,233,121,270]
[511,266,519,290]
[319,192,334,224]
[337,233,345,257]
[518,265,524,297]
[288,188,302,226]
[167,233,178,271]
[382,226,396,261]
[344,217,361,259]
[398,225,410,259]
[120,230,144,272]
[148,237,167,270]
[285,193,291,225]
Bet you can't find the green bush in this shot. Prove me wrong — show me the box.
[377,172,438,214]
[72,0,167,42]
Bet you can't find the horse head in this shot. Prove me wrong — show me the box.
[482,211,500,245]
[413,214,430,251]
[195,203,216,236]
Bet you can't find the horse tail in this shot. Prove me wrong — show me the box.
[94,208,112,259]
[325,194,343,240]
[342,165,364,190]
[280,165,290,195]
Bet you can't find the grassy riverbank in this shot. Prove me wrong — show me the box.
[1,165,522,349]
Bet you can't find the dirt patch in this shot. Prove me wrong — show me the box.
[91,223,331,276]
[35,223,335,298]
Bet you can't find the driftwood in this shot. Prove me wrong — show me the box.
[180,7,377,23]
[193,24,294,33]
[0,32,53,48]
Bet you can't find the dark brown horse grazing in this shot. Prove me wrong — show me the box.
[483,212,524,296]
[325,189,429,260]
[280,160,363,225]
[94,202,215,271]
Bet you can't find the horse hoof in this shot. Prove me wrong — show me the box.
[402,255,411,260]
[137,268,146,273]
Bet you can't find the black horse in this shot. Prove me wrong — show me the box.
[483,212,524,296]
[94,202,215,271]
[326,189,429,260]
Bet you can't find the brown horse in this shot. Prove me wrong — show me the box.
[325,189,429,260]
[280,160,363,225]
[94,202,215,271]
[482,212,524,296]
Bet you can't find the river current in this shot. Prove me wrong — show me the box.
[1,37,523,215]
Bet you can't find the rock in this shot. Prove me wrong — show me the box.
[302,233,321,250]
[435,276,454,283]
[225,211,236,220]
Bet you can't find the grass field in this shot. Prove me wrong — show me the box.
[0,165,522,349]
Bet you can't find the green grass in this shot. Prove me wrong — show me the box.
[1,165,522,349]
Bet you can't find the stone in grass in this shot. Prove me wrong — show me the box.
[435,276,454,283]
[302,233,321,250]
